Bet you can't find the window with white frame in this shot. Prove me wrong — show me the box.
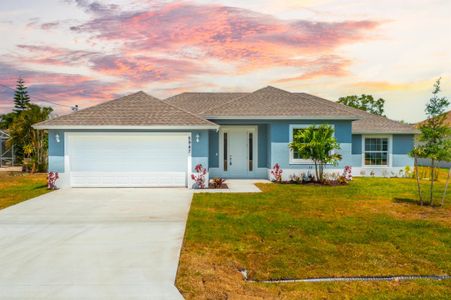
[364,137,389,166]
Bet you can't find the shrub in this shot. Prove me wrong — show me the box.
[211,177,226,188]
[191,164,207,189]
[47,172,59,190]
[271,163,283,183]
[289,174,302,184]
[342,166,352,181]
[404,165,413,178]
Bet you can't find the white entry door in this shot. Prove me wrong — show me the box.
[66,132,190,187]
[221,126,256,177]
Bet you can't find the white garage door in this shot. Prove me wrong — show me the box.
[66,132,190,187]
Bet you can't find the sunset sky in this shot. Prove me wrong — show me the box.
[0,0,449,122]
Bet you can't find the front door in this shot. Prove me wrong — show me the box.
[221,126,256,177]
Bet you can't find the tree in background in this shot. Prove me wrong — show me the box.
[338,94,385,116]
[13,77,31,113]
[7,104,53,172]
[289,124,342,182]
[410,78,451,206]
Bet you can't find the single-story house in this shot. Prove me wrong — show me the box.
[34,86,417,188]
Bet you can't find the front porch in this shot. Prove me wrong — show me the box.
[208,125,268,179]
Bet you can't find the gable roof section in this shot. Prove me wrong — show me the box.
[33,91,218,129]
[201,86,359,120]
[164,92,249,114]
[417,110,451,127]
[294,93,418,134]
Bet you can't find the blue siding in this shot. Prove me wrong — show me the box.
[352,134,362,154]
[392,134,414,167]
[393,134,414,154]
[48,130,65,173]
[267,120,353,169]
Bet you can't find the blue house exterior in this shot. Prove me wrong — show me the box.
[36,87,417,188]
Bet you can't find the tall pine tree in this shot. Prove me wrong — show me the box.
[13,77,30,113]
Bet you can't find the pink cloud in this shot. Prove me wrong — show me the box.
[71,2,379,68]
[16,44,98,66]
[0,63,122,113]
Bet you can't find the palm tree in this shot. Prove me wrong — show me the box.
[289,124,342,182]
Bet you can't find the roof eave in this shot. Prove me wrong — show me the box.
[32,124,220,130]
[352,130,420,134]
[203,115,360,120]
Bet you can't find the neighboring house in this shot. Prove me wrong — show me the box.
[0,129,14,167]
[34,86,417,188]
[416,110,451,168]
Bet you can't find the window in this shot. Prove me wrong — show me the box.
[289,125,335,164]
[248,132,253,171]
[223,132,228,171]
[364,137,389,166]
[291,128,305,160]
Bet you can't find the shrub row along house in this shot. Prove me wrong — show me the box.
[33,86,417,188]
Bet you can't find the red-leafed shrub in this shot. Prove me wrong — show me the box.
[343,166,352,181]
[191,164,207,189]
[271,163,283,183]
[211,177,226,188]
[47,172,59,190]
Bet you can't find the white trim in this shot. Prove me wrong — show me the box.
[361,135,393,168]
[33,125,219,130]
[219,126,258,176]
[288,124,336,165]
[204,115,358,120]
[64,131,191,188]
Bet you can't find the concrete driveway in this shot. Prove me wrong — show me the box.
[0,188,192,300]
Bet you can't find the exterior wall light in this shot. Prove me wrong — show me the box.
[195,133,200,143]
[55,134,60,143]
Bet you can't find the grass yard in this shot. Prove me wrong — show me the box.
[0,172,49,210]
[176,175,451,299]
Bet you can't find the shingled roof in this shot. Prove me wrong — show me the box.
[164,92,248,114]
[200,86,359,120]
[34,91,218,129]
[294,93,418,134]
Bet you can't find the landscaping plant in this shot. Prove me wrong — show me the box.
[191,164,207,189]
[211,177,226,188]
[343,165,352,181]
[47,172,59,190]
[288,124,342,182]
[410,78,451,206]
[270,163,283,182]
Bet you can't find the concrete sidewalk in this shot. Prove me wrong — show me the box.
[0,188,192,300]
[195,179,270,193]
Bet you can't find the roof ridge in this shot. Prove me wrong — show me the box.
[293,93,361,119]
[158,94,218,126]
[200,90,257,115]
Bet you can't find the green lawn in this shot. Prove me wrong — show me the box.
[176,176,451,299]
[0,172,50,210]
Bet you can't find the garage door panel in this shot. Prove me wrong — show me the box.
[67,133,189,187]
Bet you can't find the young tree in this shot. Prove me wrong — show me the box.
[13,77,31,113]
[289,124,342,182]
[338,94,385,116]
[7,104,53,172]
[410,78,451,206]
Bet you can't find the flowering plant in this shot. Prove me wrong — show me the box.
[343,166,352,181]
[191,164,207,188]
[271,163,283,183]
[47,172,59,190]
